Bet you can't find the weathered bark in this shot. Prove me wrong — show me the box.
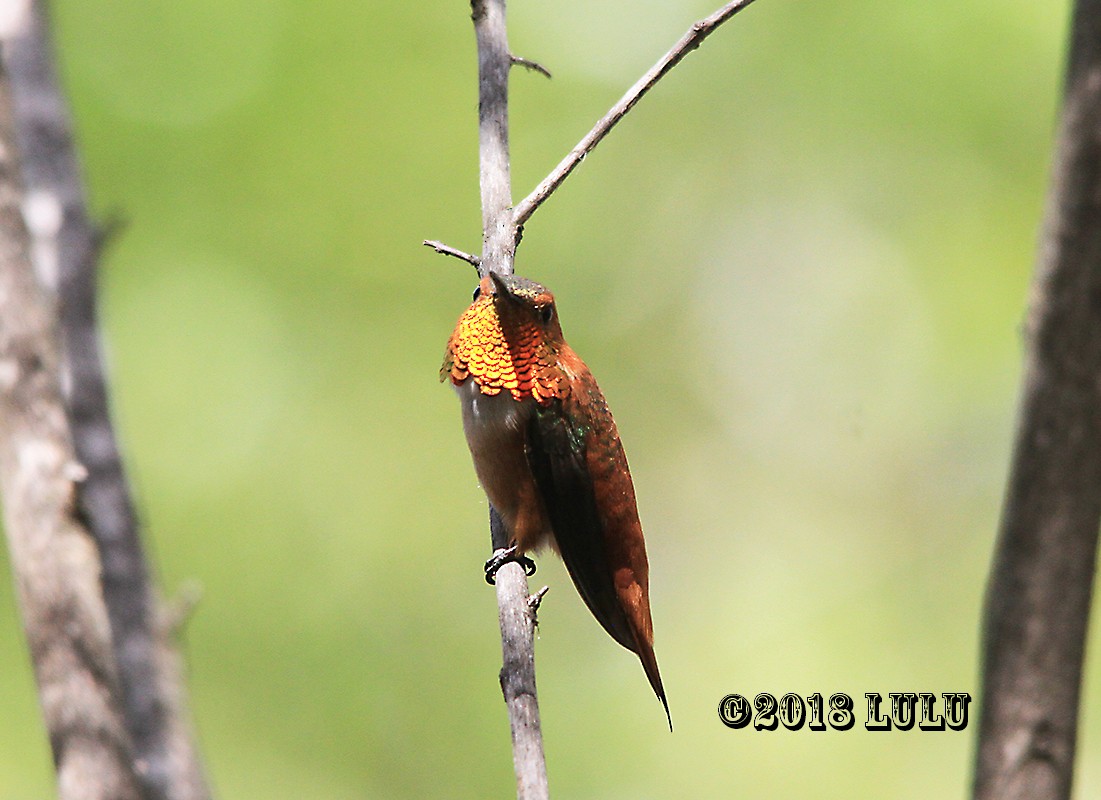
[469,2,549,797]
[2,5,211,798]
[0,53,144,800]
[973,3,1101,798]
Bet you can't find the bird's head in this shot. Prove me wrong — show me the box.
[442,271,569,402]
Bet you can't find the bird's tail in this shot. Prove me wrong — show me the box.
[636,637,671,731]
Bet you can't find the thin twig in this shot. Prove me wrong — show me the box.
[162,580,204,638]
[972,2,1101,799]
[527,586,550,613]
[423,239,481,268]
[2,4,211,799]
[510,55,552,79]
[0,52,144,800]
[512,0,759,230]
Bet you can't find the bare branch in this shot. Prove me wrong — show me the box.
[2,4,211,799]
[512,0,759,230]
[973,2,1101,799]
[491,510,549,800]
[510,55,552,80]
[470,1,550,797]
[0,51,144,800]
[423,239,481,268]
[472,0,515,273]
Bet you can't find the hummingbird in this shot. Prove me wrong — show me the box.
[441,270,669,726]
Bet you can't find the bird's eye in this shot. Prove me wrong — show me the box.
[540,304,555,324]
[472,286,481,301]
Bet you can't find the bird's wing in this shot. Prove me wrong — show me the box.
[524,400,639,653]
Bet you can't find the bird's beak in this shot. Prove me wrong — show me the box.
[488,271,515,304]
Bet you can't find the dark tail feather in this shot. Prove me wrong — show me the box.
[525,404,671,728]
[637,638,671,731]
[560,556,671,729]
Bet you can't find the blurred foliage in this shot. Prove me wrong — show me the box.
[0,0,1089,797]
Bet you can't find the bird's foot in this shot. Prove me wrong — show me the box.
[484,545,537,585]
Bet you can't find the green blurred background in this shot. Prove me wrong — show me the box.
[0,0,1088,797]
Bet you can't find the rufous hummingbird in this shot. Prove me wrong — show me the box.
[442,271,669,726]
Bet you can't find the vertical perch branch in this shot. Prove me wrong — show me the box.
[0,55,143,800]
[974,2,1101,798]
[473,0,516,271]
[439,1,757,795]
[470,2,550,797]
[3,4,210,799]
[490,509,549,799]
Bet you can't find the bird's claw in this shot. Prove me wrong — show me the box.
[484,545,537,585]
